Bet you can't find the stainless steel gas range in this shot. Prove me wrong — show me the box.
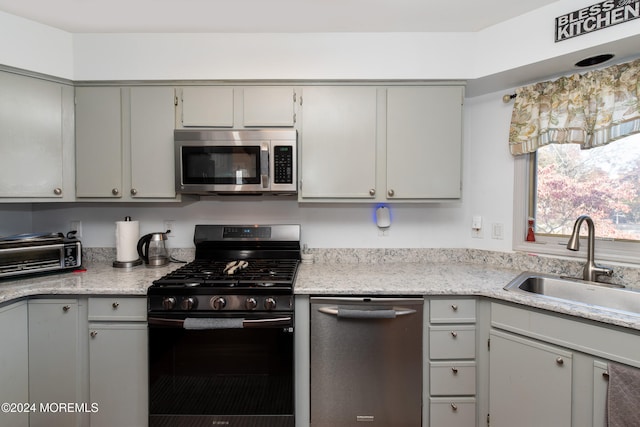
[147,224,300,427]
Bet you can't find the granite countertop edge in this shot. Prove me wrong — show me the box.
[1,259,639,331]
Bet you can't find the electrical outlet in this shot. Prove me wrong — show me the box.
[163,220,175,237]
[70,220,82,239]
[492,223,504,240]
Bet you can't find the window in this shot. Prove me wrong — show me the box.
[534,134,640,241]
[514,133,640,264]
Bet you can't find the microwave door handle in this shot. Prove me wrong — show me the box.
[260,146,269,189]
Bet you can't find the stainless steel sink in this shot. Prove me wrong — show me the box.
[504,272,640,316]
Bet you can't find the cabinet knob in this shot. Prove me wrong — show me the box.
[451,304,458,311]
[90,331,98,338]
[62,305,71,312]
[53,187,62,196]
[388,189,395,197]
[556,357,564,365]
[130,188,137,196]
[112,302,119,309]
[369,189,376,196]
[450,331,458,338]
[451,367,459,374]
[450,403,458,411]
[112,188,120,196]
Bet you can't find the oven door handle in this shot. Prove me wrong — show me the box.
[243,316,292,328]
[147,316,293,329]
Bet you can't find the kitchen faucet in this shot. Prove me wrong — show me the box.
[566,215,614,282]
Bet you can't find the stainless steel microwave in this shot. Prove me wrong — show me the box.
[175,129,297,195]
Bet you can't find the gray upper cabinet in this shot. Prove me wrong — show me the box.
[75,86,178,201]
[75,86,123,198]
[243,86,296,127]
[298,84,464,202]
[0,72,74,201]
[386,86,463,200]
[299,86,378,199]
[178,86,296,128]
[181,86,234,127]
[130,86,177,199]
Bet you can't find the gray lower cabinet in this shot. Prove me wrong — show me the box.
[88,297,148,427]
[488,302,640,427]
[0,301,29,427]
[488,329,572,427]
[28,299,80,427]
[428,298,477,427]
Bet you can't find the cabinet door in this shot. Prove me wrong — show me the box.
[489,330,572,427]
[130,86,177,198]
[28,299,79,427]
[89,323,148,427]
[75,86,123,198]
[0,72,64,198]
[181,87,234,127]
[300,86,377,199]
[386,86,463,199]
[593,361,608,427]
[243,86,295,127]
[0,302,28,427]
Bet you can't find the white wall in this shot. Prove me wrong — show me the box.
[25,87,516,251]
[0,204,34,237]
[0,11,73,79]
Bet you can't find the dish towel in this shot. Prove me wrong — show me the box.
[183,318,244,329]
[607,362,640,427]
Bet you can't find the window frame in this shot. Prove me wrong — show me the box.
[512,152,640,265]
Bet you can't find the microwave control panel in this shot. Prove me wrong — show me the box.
[274,146,294,184]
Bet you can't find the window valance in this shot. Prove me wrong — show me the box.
[509,57,640,156]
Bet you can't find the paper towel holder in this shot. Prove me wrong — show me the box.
[113,216,143,268]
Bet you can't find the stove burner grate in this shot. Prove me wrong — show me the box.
[152,258,299,288]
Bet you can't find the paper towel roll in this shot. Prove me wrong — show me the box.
[115,220,140,262]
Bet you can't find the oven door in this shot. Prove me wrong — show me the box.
[177,141,270,193]
[148,312,294,427]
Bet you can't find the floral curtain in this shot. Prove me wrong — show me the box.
[509,57,640,155]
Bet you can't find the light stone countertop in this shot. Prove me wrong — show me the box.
[295,261,640,331]
[2,248,640,331]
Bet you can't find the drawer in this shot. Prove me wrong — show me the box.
[429,325,476,359]
[88,297,147,321]
[430,397,476,427]
[430,298,476,323]
[430,361,476,396]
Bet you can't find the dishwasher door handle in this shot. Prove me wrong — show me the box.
[317,306,416,319]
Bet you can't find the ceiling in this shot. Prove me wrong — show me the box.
[0,0,561,33]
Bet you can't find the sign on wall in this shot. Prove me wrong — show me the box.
[555,0,640,42]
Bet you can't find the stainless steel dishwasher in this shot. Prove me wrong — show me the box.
[310,297,423,426]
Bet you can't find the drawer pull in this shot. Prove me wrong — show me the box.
[112,302,120,309]
[90,331,98,338]
[451,367,459,374]
[556,357,564,366]
[451,304,458,311]
[62,305,71,312]
[450,403,458,411]
[451,331,458,338]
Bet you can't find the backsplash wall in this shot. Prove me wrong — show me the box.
[27,199,476,250]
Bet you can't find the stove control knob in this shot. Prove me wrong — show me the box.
[181,297,198,311]
[245,297,258,310]
[210,297,226,310]
[162,297,177,310]
[264,297,277,310]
